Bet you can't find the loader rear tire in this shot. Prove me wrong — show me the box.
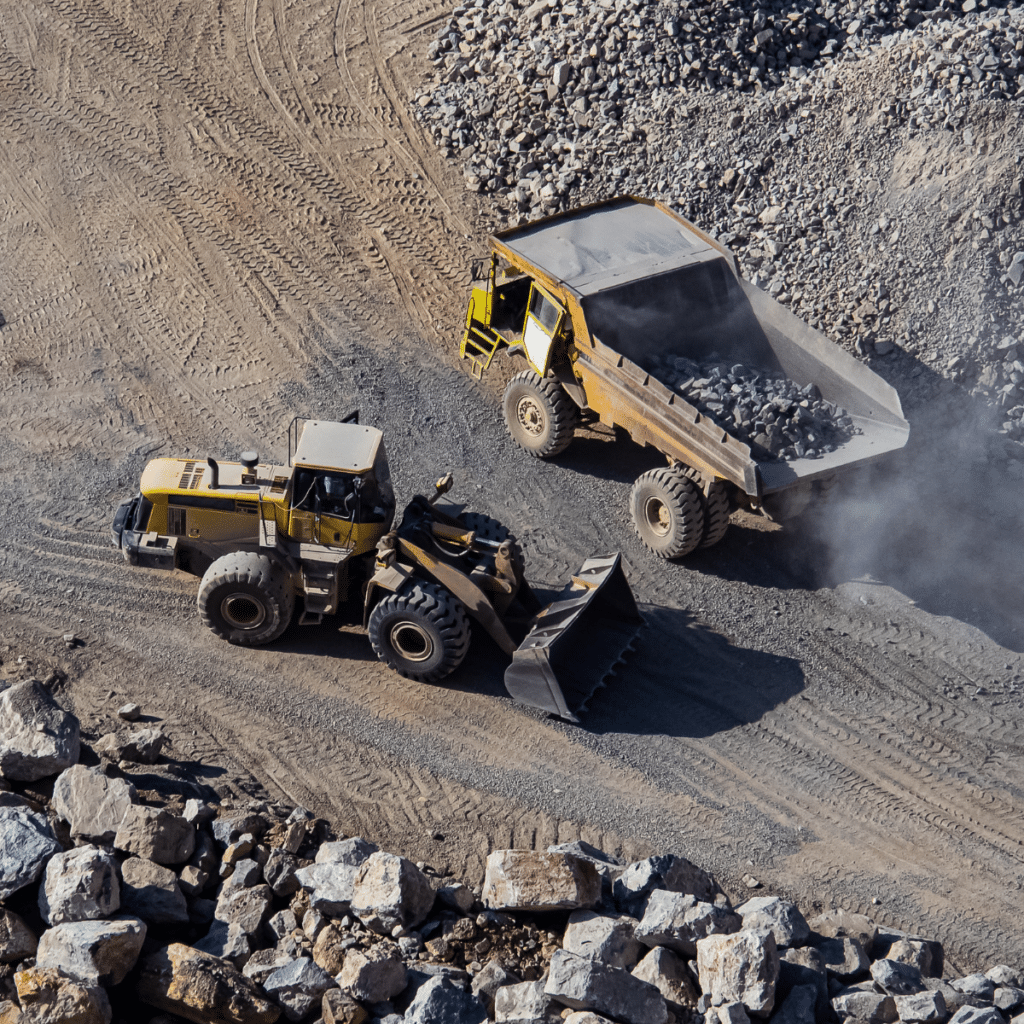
[368,582,471,683]
[630,467,705,559]
[502,370,578,458]
[699,480,732,549]
[198,552,294,646]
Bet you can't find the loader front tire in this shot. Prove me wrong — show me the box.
[198,552,294,646]
[368,582,471,683]
[502,370,578,458]
[630,467,705,559]
[460,511,525,573]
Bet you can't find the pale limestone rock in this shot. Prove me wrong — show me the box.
[696,930,780,1018]
[483,850,600,913]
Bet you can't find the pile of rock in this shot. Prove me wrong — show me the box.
[647,355,859,460]
[3,675,1024,1024]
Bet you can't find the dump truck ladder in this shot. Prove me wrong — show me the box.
[461,318,503,379]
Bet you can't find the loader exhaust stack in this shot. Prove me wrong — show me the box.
[504,554,644,722]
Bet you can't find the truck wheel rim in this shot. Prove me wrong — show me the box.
[222,593,267,629]
[516,396,545,437]
[391,621,434,662]
[643,496,672,537]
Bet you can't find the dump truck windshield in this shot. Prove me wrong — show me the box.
[581,257,780,373]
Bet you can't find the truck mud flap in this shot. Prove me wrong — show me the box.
[504,554,643,723]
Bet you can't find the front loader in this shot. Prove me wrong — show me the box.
[111,415,642,722]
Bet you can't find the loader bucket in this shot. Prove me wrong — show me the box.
[504,554,643,722]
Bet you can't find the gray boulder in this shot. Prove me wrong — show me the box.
[0,909,38,963]
[772,984,817,1024]
[263,956,336,1022]
[808,911,877,951]
[631,946,698,1010]
[243,947,296,985]
[696,930,780,1018]
[736,898,809,949]
[955,978,998,1002]
[484,850,601,913]
[495,978,556,1022]
[264,848,300,898]
[0,680,81,782]
[0,797,62,899]
[545,948,668,1024]
[988,970,1022,988]
[472,959,520,1014]
[614,855,718,915]
[350,851,435,934]
[95,727,166,765]
[178,831,216,897]
[114,805,195,865]
[636,890,742,956]
[872,959,924,996]
[564,910,643,968]
[779,947,829,1022]
[195,883,273,965]
[817,936,870,980]
[38,845,120,924]
[947,1010,1006,1024]
[995,990,1024,1014]
[896,991,948,1022]
[885,938,935,977]
[36,915,147,985]
[212,814,267,848]
[405,975,488,1024]
[339,943,408,1003]
[295,837,377,916]
[52,765,137,844]
[119,857,189,925]
[832,988,897,1021]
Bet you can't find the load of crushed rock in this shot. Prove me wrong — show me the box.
[3,675,1024,1024]
[649,355,859,460]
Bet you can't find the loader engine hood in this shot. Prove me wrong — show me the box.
[140,457,254,499]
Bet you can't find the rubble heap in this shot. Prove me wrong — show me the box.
[649,356,859,460]
[2,675,1024,1024]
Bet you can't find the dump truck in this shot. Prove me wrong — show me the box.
[460,196,910,558]
[111,414,642,721]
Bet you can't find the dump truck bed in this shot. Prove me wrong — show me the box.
[493,198,909,497]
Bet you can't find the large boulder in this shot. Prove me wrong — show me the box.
[494,978,556,1022]
[263,957,336,1022]
[613,855,718,916]
[51,765,136,844]
[472,959,521,1015]
[807,911,877,951]
[696,930,780,1018]
[38,845,120,924]
[350,851,435,934]
[545,948,669,1024]
[872,959,925,996]
[119,857,189,925]
[137,942,281,1023]
[636,891,742,956]
[14,965,111,1024]
[114,805,195,865]
[94,727,166,765]
[896,991,948,1022]
[0,796,62,899]
[339,943,407,1003]
[772,983,818,1024]
[322,989,370,1024]
[36,916,147,986]
[0,680,80,782]
[947,1009,1006,1024]
[0,910,38,964]
[483,850,601,912]
[631,947,699,1011]
[564,911,643,969]
[404,975,487,1024]
[195,885,273,966]
[735,898,809,949]
[816,935,870,980]
[294,837,378,916]
[263,848,300,898]
[831,987,898,1021]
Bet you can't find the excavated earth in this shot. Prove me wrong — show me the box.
[2,0,1024,979]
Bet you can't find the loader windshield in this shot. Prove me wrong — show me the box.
[581,257,779,373]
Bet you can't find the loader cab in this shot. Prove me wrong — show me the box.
[286,420,395,552]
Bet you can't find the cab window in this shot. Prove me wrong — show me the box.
[528,287,561,333]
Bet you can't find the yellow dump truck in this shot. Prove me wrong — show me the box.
[460,196,910,557]
[111,415,642,721]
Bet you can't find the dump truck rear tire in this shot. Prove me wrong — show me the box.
[700,481,732,548]
[502,370,578,458]
[198,552,294,646]
[368,582,471,683]
[630,467,705,559]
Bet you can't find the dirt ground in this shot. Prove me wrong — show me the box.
[2,0,1023,973]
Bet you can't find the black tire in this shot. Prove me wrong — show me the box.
[460,511,525,573]
[700,480,732,548]
[502,370,578,458]
[630,467,705,559]
[198,552,294,645]
[368,582,471,683]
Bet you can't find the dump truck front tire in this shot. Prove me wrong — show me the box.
[502,371,578,458]
[630,467,705,559]
[368,582,471,683]
[198,552,294,646]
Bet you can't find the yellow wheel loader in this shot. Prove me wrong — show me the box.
[111,415,642,722]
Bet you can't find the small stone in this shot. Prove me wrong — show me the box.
[323,988,369,1024]
[117,703,141,722]
[405,974,487,1024]
[736,897,810,949]
[632,946,699,1010]
[816,936,869,979]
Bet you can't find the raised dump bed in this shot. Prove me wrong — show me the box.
[460,196,910,557]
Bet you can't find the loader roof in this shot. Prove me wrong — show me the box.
[494,197,724,296]
[293,420,383,473]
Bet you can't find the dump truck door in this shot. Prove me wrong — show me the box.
[522,283,564,376]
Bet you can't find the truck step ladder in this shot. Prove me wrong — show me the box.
[297,546,347,626]
[460,320,504,379]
